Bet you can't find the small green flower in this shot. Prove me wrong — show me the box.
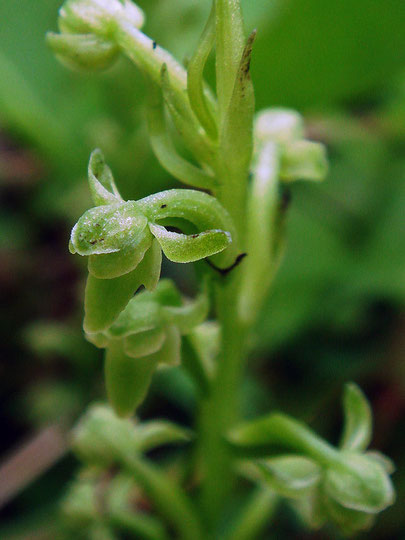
[255,108,328,182]
[70,150,235,334]
[86,280,209,417]
[230,384,395,535]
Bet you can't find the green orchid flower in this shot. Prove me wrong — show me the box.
[229,384,395,535]
[85,279,209,417]
[69,150,235,334]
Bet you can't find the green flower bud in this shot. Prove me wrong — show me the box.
[254,108,328,183]
[46,32,119,71]
[324,452,395,514]
[62,474,99,525]
[72,403,192,466]
[72,403,139,466]
[257,456,321,499]
[255,109,304,144]
[58,0,144,37]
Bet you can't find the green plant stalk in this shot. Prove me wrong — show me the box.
[121,450,204,540]
[199,271,249,526]
[227,487,278,540]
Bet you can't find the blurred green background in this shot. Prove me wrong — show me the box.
[0,1,404,538]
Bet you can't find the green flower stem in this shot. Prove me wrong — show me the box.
[199,273,249,527]
[120,450,204,540]
[109,508,169,540]
[115,21,187,96]
[231,413,342,469]
[239,142,280,324]
[227,487,278,540]
[197,0,254,528]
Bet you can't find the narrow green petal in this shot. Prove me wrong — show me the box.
[150,325,181,367]
[88,233,152,279]
[84,243,160,333]
[105,340,158,417]
[340,383,372,452]
[257,456,321,499]
[88,149,123,206]
[46,32,119,72]
[132,421,193,453]
[124,327,166,358]
[162,289,209,335]
[149,223,231,263]
[137,189,237,267]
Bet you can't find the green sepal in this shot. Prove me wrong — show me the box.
[88,232,152,279]
[84,244,161,334]
[323,493,375,536]
[138,189,237,267]
[149,223,231,263]
[124,327,166,358]
[365,451,395,474]
[140,239,162,291]
[132,421,193,453]
[290,489,327,531]
[340,383,372,452]
[61,475,99,525]
[88,149,123,206]
[105,280,181,340]
[149,325,181,367]
[46,32,119,71]
[257,455,321,499]
[162,288,209,334]
[106,299,161,339]
[105,339,159,417]
[323,452,395,514]
[70,201,148,256]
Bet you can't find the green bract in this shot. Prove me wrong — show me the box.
[69,150,233,333]
[86,280,209,416]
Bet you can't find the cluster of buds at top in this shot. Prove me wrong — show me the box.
[47,0,144,70]
[229,384,395,535]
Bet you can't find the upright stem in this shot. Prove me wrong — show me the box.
[198,163,249,530]
[199,271,248,527]
[198,0,252,528]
